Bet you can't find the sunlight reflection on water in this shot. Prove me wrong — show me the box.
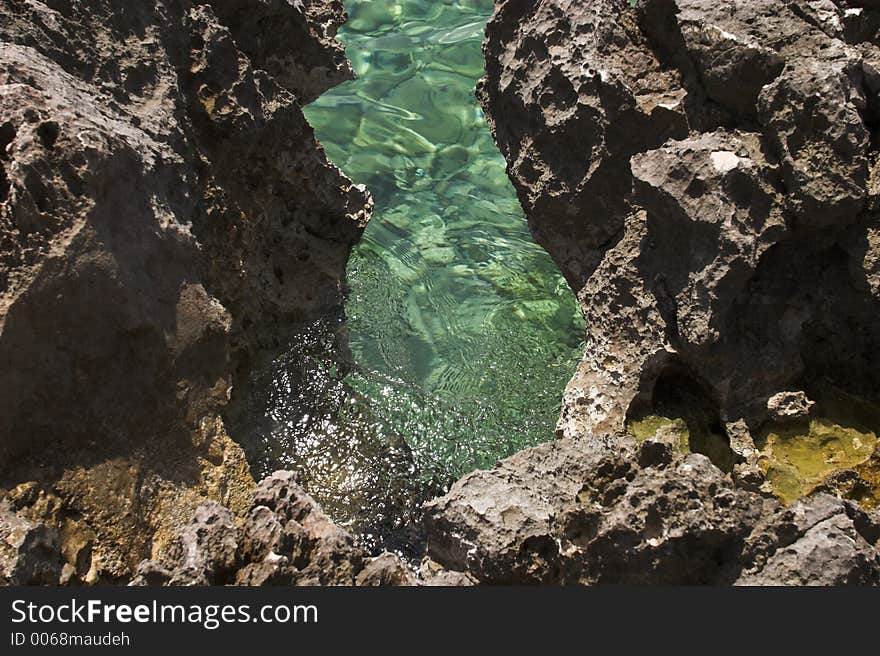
[240,0,584,554]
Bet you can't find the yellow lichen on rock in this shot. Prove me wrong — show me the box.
[1,414,255,583]
[626,415,734,472]
[756,418,878,505]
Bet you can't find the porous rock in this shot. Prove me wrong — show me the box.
[766,391,816,421]
[0,0,370,582]
[136,472,371,586]
[0,501,62,585]
[424,435,880,584]
[479,0,880,437]
[451,0,880,585]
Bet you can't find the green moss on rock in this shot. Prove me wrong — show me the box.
[626,415,735,472]
[756,418,878,505]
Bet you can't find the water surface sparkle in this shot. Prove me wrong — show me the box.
[245,0,583,552]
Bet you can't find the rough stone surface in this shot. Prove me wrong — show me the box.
[356,552,418,587]
[443,0,880,585]
[417,558,477,586]
[0,0,370,582]
[133,471,427,587]
[766,391,816,421]
[0,501,62,585]
[424,434,880,584]
[479,0,880,439]
[5,0,880,588]
[737,494,880,585]
[165,501,240,586]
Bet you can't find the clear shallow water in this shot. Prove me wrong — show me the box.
[241,0,583,552]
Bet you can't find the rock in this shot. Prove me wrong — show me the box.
[0,0,370,581]
[0,501,61,585]
[249,472,364,585]
[479,0,880,440]
[464,0,880,584]
[165,501,240,585]
[140,471,371,586]
[740,514,880,585]
[424,434,628,584]
[204,0,355,104]
[574,453,768,584]
[737,494,880,585]
[355,553,418,587]
[767,391,816,421]
[128,560,172,587]
[235,554,293,586]
[241,505,284,563]
[425,435,880,584]
[417,558,476,587]
[726,420,758,461]
[425,435,773,584]
[636,431,678,468]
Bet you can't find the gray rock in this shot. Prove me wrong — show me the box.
[355,553,418,587]
[766,391,816,421]
[166,501,240,585]
[141,471,370,586]
[235,554,293,586]
[0,502,62,585]
[425,438,880,585]
[424,434,628,583]
[128,560,172,587]
[425,435,776,584]
[480,0,880,440]
[0,0,370,579]
[417,558,477,587]
[464,0,880,586]
[738,494,880,585]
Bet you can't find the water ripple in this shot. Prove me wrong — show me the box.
[240,0,584,554]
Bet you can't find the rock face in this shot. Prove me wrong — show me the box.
[134,472,369,586]
[0,0,370,582]
[0,501,61,585]
[424,434,880,584]
[478,0,880,439]
[132,471,447,586]
[417,0,880,585]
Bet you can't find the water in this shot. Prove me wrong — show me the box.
[239,0,583,553]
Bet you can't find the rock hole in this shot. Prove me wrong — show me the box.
[0,163,9,202]
[24,171,50,214]
[36,121,60,150]
[543,69,578,111]
[857,66,880,153]
[0,121,16,158]
[627,362,735,472]
[685,178,706,198]
[0,123,15,201]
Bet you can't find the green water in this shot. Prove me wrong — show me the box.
[242,0,583,552]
